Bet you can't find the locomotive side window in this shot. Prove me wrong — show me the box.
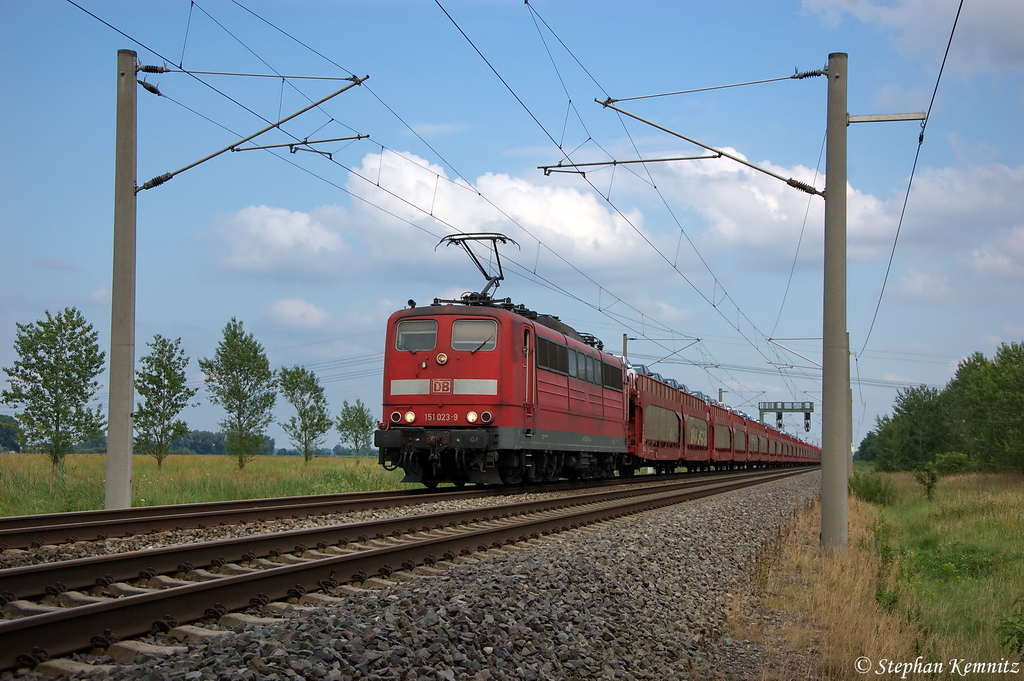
[552,342,568,373]
[602,361,624,391]
[396,319,437,352]
[452,319,497,352]
[535,335,621,390]
[537,336,568,373]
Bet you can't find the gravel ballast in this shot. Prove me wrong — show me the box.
[7,471,820,680]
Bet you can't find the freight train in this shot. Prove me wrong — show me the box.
[374,234,821,487]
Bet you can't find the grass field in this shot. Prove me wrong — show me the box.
[0,453,407,517]
[751,471,1024,677]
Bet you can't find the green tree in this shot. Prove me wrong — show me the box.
[944,351,994,466]
[278,366,333,464]
[198,318,276,470]
[933,451,973,475]
[874,385,949,472]
[336,399,376,458]
[873,340,1024,473]
[854,430,878,462]
[942,343,1024,472]
[134,335,198,471]
[0,414,22,452]
[171,430,226,456]
[988,341,1024,472]
[1,308,105,472]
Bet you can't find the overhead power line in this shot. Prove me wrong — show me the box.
[857,0,964,357]
[163,68,360,80]
[602,68,826,103]
[429,0,837,404]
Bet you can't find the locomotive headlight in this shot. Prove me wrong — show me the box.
[466,411,479,423]
[403,411,416,423]
[436,353,448,365]
[481,411,493,424]
[390,411,402,424]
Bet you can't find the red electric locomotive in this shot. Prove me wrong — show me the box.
[374,295,628,486]
[375,233,821,485]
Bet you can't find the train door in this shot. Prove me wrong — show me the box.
[523,328,535,422]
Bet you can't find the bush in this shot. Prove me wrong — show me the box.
[849,470,897,506]
[913,463,939,500]
[933,451,974,476]
[998,596,1024,656]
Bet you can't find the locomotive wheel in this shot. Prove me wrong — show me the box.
[500,468,522,485]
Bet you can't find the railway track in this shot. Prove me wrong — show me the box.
[0,467,815,673]
[0,474,683,552]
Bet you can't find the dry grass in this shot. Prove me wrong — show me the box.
[733,497,946,679]
[733,474,1024,679]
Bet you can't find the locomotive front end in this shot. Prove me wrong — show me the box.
[375,304,518,486]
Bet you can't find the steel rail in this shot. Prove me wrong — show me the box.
[0,468,812,671]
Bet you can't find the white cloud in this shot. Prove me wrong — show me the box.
[475,172,648,269]
[342,150,656,278]
[84,285,111,307]
[871,83,931,114]
[909,164,1024,232]
[881,371,918,385]
[1004,322,1024,337]
[969,225,1024,280]
[980,334,1005,349]
[802,0,1024,73]
[260,298,332,330]
[892,268,953,303]
[631,296,696,326]
[407,122,468,138]
[650,152,853,267]
[647,154,1023,294]
[948,134,1001,165]
[201,205,350,281]
[200,149,1024,333]
[658,152,826,257]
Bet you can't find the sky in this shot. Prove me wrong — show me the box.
[2,0,1022,454]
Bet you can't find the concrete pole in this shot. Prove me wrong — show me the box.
[821,52,849,551]
[106,49,137,509]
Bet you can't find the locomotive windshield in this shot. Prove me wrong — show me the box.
[396,319,437,352]
[451,319,497,352]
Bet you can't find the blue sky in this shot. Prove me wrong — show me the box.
[2,0,1022,453]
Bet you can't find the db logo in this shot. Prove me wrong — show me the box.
[431,379,452,394]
